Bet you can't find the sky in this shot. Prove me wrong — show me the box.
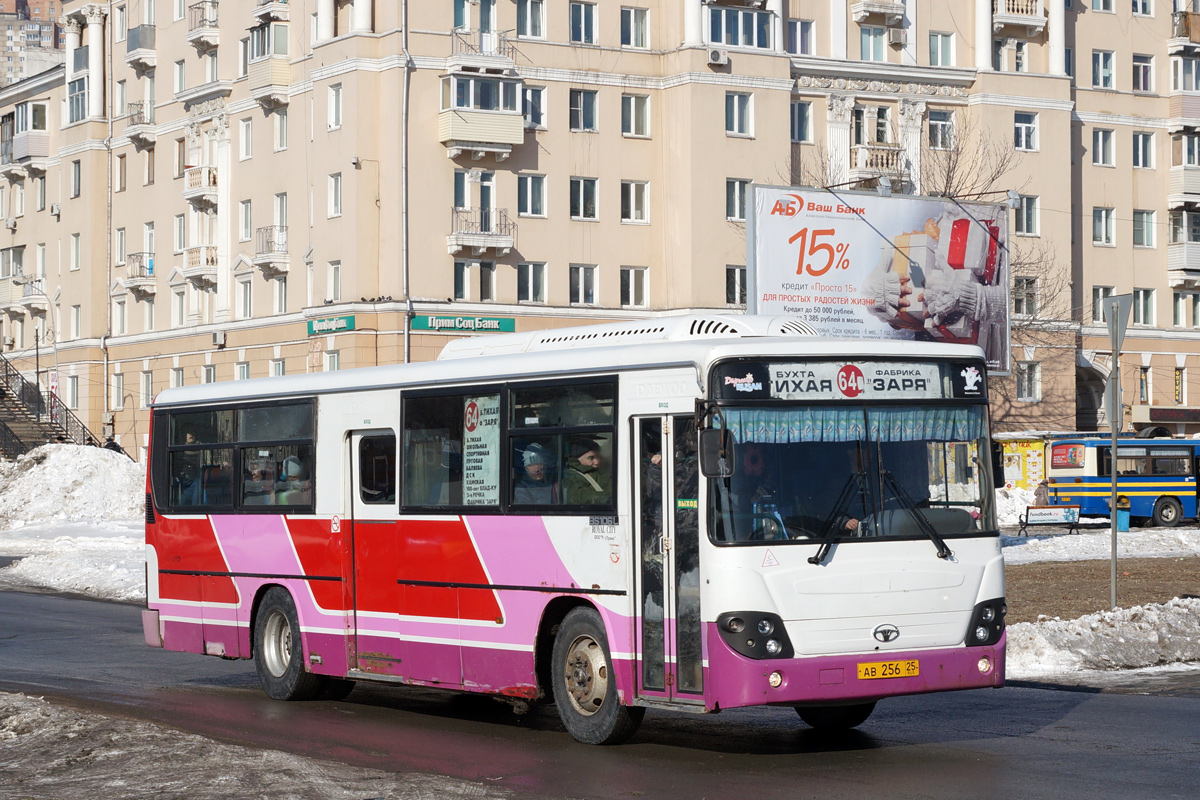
[0,443,1197,797]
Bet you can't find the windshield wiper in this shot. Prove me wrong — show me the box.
[808,471,866,566]
[880,470,953,560]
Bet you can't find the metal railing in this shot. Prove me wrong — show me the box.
[20,277,46,300]
[0,349,97,448]
[1175,11,1200,42]
[451,29,515,60]
[0,419,29,459]
[126,252,156,277]
[188,0,219,30]
[256,225,288,256]
[126,100,154,126]
[450,207,516,239]
[126,25,156,52]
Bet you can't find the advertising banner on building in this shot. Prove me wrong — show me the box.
[747,185,1011,373]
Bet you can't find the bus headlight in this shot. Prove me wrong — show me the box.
[716,611,793,660]
[974,626,989,642]
[966,598,1007,647]
[981,607,995,622]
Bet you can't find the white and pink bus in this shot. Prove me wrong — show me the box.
[142,315,1005,744]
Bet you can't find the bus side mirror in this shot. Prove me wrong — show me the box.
[991,442,1005,489]
[699,429,736,478]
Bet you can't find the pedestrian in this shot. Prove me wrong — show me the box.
[103,436,125,455]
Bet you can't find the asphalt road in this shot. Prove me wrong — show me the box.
[1,590,1198,800]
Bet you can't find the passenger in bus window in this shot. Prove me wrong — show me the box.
[514,443,557,505]
[243,459,275,505]
[276,455,312,505]
[564,438,611,504]
[176,431,204,505]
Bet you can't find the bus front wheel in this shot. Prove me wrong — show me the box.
[551,607,645,745]
[1153,497,1183,528]
[796,702,876,731]
[254,587,326,701]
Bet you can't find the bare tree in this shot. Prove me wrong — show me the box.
[920,110,1024,199]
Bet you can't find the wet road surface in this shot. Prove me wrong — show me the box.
[1,591,1198,800]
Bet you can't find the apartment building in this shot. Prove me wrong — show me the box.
[0,0,1197,458]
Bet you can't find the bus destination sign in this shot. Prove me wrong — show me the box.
[712,361,986,402]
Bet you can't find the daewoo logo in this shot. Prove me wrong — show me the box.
[768,193,806,217]
[873,624,900,643]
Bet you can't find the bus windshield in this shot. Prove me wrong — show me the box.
[708,404,995,544]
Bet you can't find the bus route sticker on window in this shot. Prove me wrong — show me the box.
[462,394,500,505]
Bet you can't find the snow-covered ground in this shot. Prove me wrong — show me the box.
[1,444,1198,682]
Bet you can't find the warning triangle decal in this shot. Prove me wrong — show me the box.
[762,549,780,568]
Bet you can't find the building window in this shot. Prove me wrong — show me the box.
[570,177,598,220]
[726,179,749,221]
[569,89,598,132]
[1013,277,1038,316]
[787,19,814,55]
[112,373,124,410]
[1140,367,1151,403]
[518,174,545,217]
[1016,362,1041,403]
[171,367,184,389]
[791,100,812,143]
[726,265,747,306]
[70,304,81,339]
[275,277,288,314]
[860,26,884,62]
[1133,288,1155,325]
[173,214,185,252]
[67,375,79,409]
[517,0,545,38]
[328,83,342,129]
[478,262,495,302]
[453,260,467,300]
[1133,210,1155,247]
[1014,40,1028,73]
[620,266,647,308]
[328,173,342,217]
[325,351,340,372]
[1093,207,1115,245]
[517,262,545,303]
[928,109,952,149]
[621,7,648,48]
[1093,50,1114,88]
[1175,291,1188,327]
[725,92,752,136]
[622,94,649,137]
[236,362,251,381]
[145,146,155,185]
[1177,367,1186,405]
[174,60,186,93]
[141,371,153,408]
[174,139,186,178]
[570,2,596,44]
[523,86,545,128]
[70,160,81,197]
[1133,54,1153,92]
[116,80,127,116]
[172,289,185,327]
[239,280,252,319]
[1092,128,1113,166]
[1093,285,1114,322]
[1133,131,1153,168]
[70,233,81,270]
[1065,46,1074,78]
[1015,195,1039,235]
[569,264,596,305]
[710,6,772,49]
[621,181,648,223]
[115,299,127,335]
[1014,112,1037,151]
[239,118,252,160]
[35,176,44,211]
[928,32,952,67]
[271,359,286,377]
[240,200,252,241]
[68,78,86,123]
[328,261,342,302]
[1131,0,1149,14]
[1093,0,1113,11]
[202,365,215,384]
[274,109,288,151]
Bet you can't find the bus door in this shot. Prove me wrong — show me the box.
[633,415,703,701]
[346,429,403,676]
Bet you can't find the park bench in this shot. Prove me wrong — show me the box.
[1017,505,1081,536]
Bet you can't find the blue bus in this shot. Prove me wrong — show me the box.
[1045,438,1197,527]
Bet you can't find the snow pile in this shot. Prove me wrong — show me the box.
[995,486,1037,527]
[0,692,511,800]
[1007,598,1200,678]
[0,444,145,528]
[1002,528,1200,564]
[0,521,145,602]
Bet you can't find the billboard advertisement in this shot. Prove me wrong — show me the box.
[747,185,1010,373]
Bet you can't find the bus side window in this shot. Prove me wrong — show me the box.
[402,392,500,509]
[360,434,397,504]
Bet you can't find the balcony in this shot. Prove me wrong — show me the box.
[248,55,290,108]
[439,110,524,161]
[446,208,515,256]
[1171,12,1200,55]
[186,1,220,50]
[850,1,905,26]
[124,25,156,72]
[1169,93,1200,131]
[183,165,218,207]
[847,143,909,183]
[448,29,516,72]
[122,253,157,298]
[19,278,48,313]
[175,79,233,109]
[1169,241,1200,289]
[992,0,1045,37]
[1169,166,1200,208]
[125,101,156,148]
[253,225,289,275]
[253,0,289,23]
[183,245,218,287]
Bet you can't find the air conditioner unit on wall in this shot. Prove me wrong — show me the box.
[707,48,729,66]
[212,330,226,347]
[887,28,907,46]
[2,336,12,347]
[4,219,15,230]
[49,203,60,216]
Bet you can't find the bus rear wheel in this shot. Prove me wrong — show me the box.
[796,702,876,731]
[1153,497,1183,528]
[254,587,325,701]
[551,607,644,745]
